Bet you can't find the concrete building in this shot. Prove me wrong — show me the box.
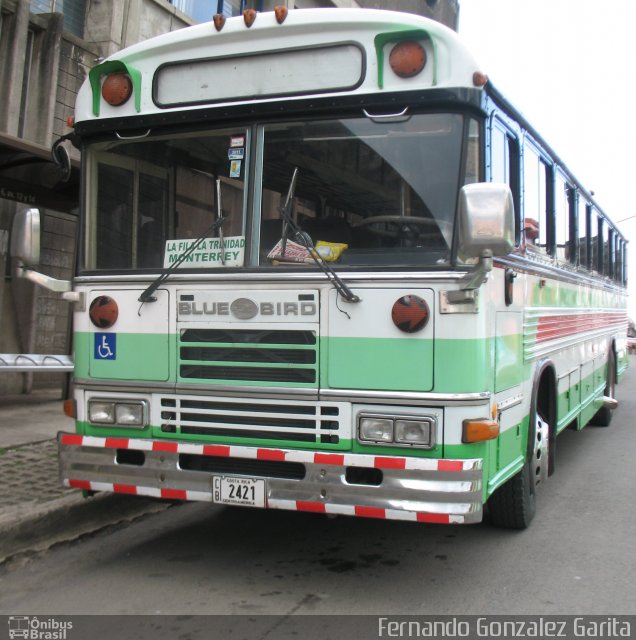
[0,0,459,396]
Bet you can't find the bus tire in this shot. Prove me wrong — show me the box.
[487,393,550,530]
[590,349,616,427]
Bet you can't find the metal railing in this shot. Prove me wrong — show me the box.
[0,353,73,372]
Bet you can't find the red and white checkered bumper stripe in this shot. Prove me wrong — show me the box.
[58,433,484,524]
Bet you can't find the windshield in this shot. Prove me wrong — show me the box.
[82,113,479,272]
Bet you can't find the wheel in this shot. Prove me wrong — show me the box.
[487,405,550,530]
[590,349,616,427]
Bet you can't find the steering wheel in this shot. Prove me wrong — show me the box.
[353,215,437,239]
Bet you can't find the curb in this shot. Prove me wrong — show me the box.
[0,491,171,564]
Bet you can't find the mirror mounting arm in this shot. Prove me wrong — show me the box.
[446,251,493,306]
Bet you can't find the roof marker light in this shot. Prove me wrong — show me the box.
[101,73,132,107]
[389,41,426,79]
[213,13,226,31]
[274,6,288,23]
[243,8,257,27]
[473,71,488,87]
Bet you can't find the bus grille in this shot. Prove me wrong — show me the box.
[159,395,346,446]
[178,328,318,385]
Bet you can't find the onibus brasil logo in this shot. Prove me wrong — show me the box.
[8,616,72,640]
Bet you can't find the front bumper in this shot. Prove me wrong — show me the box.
[58,433,484,524]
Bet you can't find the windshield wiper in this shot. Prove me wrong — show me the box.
[277,168,360,304]
[138,178,225,305]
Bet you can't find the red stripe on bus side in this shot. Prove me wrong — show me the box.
[257,448,286,461]
[161,488,187,500]
[113,484,138,495]
[105,437,129,449]
[60,434,84,446]
[68,479,92,490]
[314,453,345,466]
[355,506,386,519]
[374,457,406,470]
[202,445,230,457]
[438,460,464,472]
[296,501,326,513]
[152,441,179,453]
[537,312,626,343]
[416,512,450,524]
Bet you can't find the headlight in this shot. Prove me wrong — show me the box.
[88,401,115,424]
[358,412,437,449]
[395,419,433,446]
[359,416,393,443]
[88,399,147,428]
[115,403,145,426]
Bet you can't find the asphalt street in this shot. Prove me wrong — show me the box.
[1,364,635,617]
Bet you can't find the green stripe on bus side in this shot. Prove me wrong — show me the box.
[323,336,434,391]
[434,338,492,393]
[75,331,176,381]
[77,331,496,392]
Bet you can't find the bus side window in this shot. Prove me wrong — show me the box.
[592,211,602,273]
[615,235,624,283]
[579,201,591,270]
[522,144,549,251]
[605,224,613,277]
[491,122,520,243]
[555,173,573,262]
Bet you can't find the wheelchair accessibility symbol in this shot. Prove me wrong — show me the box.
[94,333,116,360]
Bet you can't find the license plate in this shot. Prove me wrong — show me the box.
[212,476,266,508]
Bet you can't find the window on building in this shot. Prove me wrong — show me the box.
[169,0,255,21]
[30,0,86,38]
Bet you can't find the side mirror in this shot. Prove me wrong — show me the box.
[457,183,514,261]
[11,207,41,267]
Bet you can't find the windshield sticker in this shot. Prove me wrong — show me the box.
[229,160,241,178]
[230,135,245,148]
[163,236,245,268]
[228,147,244,160]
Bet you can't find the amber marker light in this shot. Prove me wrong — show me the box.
[391,295,429,333]
[389,41,426,79]
[66,115,75,128]
[101,73,133,107]
[462,418,500,443]
[63,399,77,419]
[89,295,119,329]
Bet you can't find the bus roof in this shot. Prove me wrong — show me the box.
[75,8,483,124]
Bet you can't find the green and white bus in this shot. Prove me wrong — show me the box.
[14,8,628,528]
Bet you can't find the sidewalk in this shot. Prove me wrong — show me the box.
[0,391,169,563]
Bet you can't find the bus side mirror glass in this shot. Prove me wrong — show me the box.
[11,207,41,267]
[457,183,514,261]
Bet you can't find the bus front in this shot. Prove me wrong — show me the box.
[58,9,510,525]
